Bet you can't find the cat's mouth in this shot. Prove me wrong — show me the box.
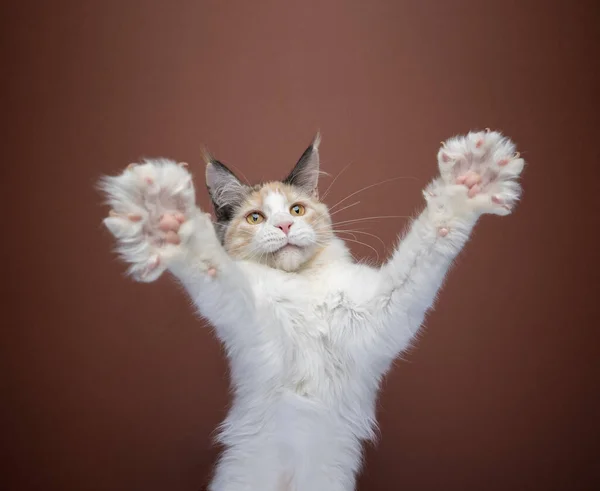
[268,237,309,255]
[277,243,300,253]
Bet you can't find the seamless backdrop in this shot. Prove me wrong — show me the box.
[2,1,599,490]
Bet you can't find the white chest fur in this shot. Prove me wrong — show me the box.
[235,258,383,401]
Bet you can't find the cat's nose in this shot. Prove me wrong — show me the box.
[276,221,293,235]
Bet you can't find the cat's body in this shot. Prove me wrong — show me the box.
[200,240,383,491]
[100,130,525,490]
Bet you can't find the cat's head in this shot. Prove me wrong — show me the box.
[205,134,333,272]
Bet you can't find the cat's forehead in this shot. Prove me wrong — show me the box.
[263,190,288,213]
[244,181,300,211]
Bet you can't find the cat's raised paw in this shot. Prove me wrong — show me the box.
[437,129,525,216]
[99,159,198,282]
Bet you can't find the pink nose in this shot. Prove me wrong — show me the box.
[276,221,293,235]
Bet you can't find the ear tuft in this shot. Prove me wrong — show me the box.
[283,133,321,196]
[312,131,321,151]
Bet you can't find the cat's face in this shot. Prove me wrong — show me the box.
[205,135,333,272]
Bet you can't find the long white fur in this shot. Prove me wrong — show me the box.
[99,130,524,491]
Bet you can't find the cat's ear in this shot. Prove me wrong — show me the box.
[283,132,321,197]
[205,152,248,221]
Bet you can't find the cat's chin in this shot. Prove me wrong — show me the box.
[272,244,311,272]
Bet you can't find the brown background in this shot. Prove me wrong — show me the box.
[2,0,599,490]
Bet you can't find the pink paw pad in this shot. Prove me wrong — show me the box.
[165,231,181,245]
[159,215,181,232]
[464,172,482,188]
[467,184,481,198]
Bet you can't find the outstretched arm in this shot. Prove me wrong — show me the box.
[373,130,525,356]
[98,159,257,346]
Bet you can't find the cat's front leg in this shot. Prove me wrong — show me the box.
[376,129,525,353]
[99,159,256,344]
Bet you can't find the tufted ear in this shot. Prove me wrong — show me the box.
[205,153,249,222]
[283,133,321,197]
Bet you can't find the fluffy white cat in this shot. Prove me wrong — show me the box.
[99,130,525,491]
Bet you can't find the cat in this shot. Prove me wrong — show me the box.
[99,129,525,491]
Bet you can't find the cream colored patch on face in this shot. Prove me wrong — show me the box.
[223,214,253,257]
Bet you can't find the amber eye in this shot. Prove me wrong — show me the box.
[290,204,305,216]
[246,212,265,225]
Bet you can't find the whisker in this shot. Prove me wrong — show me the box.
[336,231,358,241]
[321,162,355,201]
[339,237,380,263]
[238,243,267,263]
[329,201,361,217]
[335,229,386,250]
[328,176,418,211]
[334,215,410,226]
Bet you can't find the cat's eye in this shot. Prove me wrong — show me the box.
[290,204,305,216]
[245,212,265,225]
